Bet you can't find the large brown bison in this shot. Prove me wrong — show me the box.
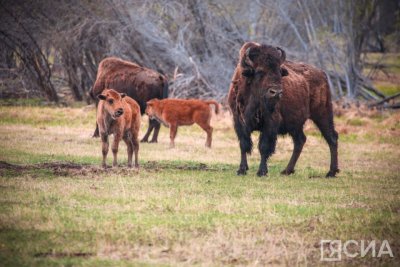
[90,57,168,143]
[228,42,339,177]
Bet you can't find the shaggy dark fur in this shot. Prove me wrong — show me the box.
[90,57,168,143]
[228,42,339,177]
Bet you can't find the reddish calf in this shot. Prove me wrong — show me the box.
[145,99,219,148]
[97,89,141,168]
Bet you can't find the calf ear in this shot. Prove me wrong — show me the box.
[281,67,289,77]
[98,94,107,100]
[120,93,126,98]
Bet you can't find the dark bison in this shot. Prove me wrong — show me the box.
[90,57,168,143]
[228,42,339,177]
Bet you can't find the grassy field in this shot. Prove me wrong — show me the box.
[0,103,399,266]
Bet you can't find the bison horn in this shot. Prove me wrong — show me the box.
[276,47,286,64]
[245,47,252,57]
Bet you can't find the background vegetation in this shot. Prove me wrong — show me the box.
[0,0,399,104]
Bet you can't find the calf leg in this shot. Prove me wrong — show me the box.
[281,130,307,175]
[198,122,213,148]
[93,123,100,138]
[150,120,161,143]
[123,135,134,168]
[234,118,252,175]
[112,134,121,167]
[132,135,140,168]
[257,129,277,177]
[141,118,155,143]
[169,124,178,148]
[312,116,339,177]
[100,133,109,168]
[93,100,100,138]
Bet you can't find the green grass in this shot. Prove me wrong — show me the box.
[375,83,400,96]
[0,106,399,266]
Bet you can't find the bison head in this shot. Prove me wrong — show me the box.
[98,89,126,119]
[240,43,288,112]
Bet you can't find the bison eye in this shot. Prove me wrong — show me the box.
[108,99,114,105]
[255,70,265,77]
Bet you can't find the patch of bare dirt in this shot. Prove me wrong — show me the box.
[0,160,228,178]
[143,161,221,172]
[34,252,95,258]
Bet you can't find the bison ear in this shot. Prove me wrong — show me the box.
[281,67,289,77]
[120,93,126,98]
[242,69,255,77]
[98,94,107,100]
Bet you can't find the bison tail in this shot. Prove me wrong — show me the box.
[89,87,95,100]
[162,78,169,99]
[206,100,219,114]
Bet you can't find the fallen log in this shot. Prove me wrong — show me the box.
[369,92,400,107]
[381,103,400,109]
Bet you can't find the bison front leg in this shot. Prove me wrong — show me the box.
[100,133,109,168]
[233,118,252,175]
[257,129,277,177]
[281,130,306,175]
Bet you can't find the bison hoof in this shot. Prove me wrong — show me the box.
[140,139,149,143]
[326,169,339,178]
[257,169,268,177]
[237,168,247,175]
[281,169,295,175]
[149,140,158,143]
[93,133,100,138]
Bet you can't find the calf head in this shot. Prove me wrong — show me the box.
[240,43,288,111]
[145,99,159,120]
[98,89,126,119]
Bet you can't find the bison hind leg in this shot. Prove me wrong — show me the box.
[312,115,339,178]
[141,118,155,143]
[149,121,161,143]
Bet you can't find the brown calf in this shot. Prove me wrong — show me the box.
[97,89,141,168]
[145,99,219,148]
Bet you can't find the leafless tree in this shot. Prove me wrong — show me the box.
[0,0,398,104]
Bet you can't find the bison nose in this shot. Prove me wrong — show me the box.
[115,108,124,117]
[267,88,282,98]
